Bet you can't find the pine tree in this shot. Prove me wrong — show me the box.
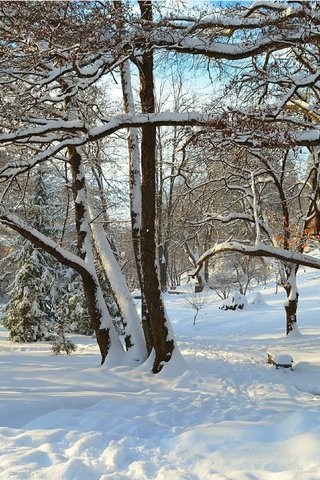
[52,267,92,337]
[2,243,54,341]
[2,169,57,342]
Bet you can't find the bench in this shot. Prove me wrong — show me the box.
[267,352,294,370]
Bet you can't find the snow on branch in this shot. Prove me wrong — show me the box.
[38,113,320,149]
[2,111,320,180]
[195,212,255,225]
[183,4,296,31]
[154,27,319,61]
[0,139,80,179]
[0,120,86,144]
[244,0,291,13]
[0,206,94,279]
[192,241,320,278]
[234,129,320,148]
[0,112,219,148]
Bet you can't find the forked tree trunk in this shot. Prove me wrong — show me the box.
[183,242,205,291]
[138,0,175,373]
[0,209,124,365]
[119,60,153,354]
[68,146,124,365]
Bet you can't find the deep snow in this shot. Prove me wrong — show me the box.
[2,266,320,479]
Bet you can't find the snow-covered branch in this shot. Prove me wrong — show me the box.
[0,120,86,144]
[167,2,309,31]
[154,26,319,61]
[0,207,94,279]
[2,109,320,180]
[192,241,320,277]
[234,129,320,148]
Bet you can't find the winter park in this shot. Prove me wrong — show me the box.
[2,0,320,478]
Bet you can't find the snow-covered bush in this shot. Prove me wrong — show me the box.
[51,337,77,355]
[220,291,247,311]
[247,291,266,307]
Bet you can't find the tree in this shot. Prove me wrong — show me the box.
[119,57,153,354]
[52,267,92,336]
[135,1,177,373]
[2,0,320,370]
[187,145,306,334]
[3,242,54,342]
[2,170,57,342]
[209,253,270,299]
[186,288,207,325]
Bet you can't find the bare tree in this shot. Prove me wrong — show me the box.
[2,0,320,368]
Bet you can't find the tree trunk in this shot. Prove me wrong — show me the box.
[68,146,124,365]
[138,0,175,373]
[0,208,125,365]
[119,59,153,355]
[283,264,299,335]
[80,271,112,364]
[156,126,168,292]
[183,242,205,291]
[89,204,147,364]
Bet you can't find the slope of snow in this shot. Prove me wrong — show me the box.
[1,267,320,479]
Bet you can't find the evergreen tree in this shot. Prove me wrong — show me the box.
[2,244,54,341]
[52,267,92,337]
[2,169,57,342]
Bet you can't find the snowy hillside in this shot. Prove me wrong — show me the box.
[1,266,320,479]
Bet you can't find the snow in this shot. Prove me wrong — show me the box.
[194,240,320,277]
[247,291,266,306]
[273,354,294,365]
[0,120,84,143]
[220,290,248,310]
[88,205,147,364]
[250,0,290,9]
[2,267,320,478]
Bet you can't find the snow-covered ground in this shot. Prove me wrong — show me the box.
[1,266,320,479]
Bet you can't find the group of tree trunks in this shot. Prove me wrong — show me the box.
[2,1,320,370]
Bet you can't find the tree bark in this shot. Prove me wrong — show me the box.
[283,264,299,335]
[89,204,147,364]
[138,0,175,373]
[119,59,153,355]
[68,146,124,364]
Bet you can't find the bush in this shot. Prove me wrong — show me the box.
[220,291,247,311]
[51,337,77,355]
